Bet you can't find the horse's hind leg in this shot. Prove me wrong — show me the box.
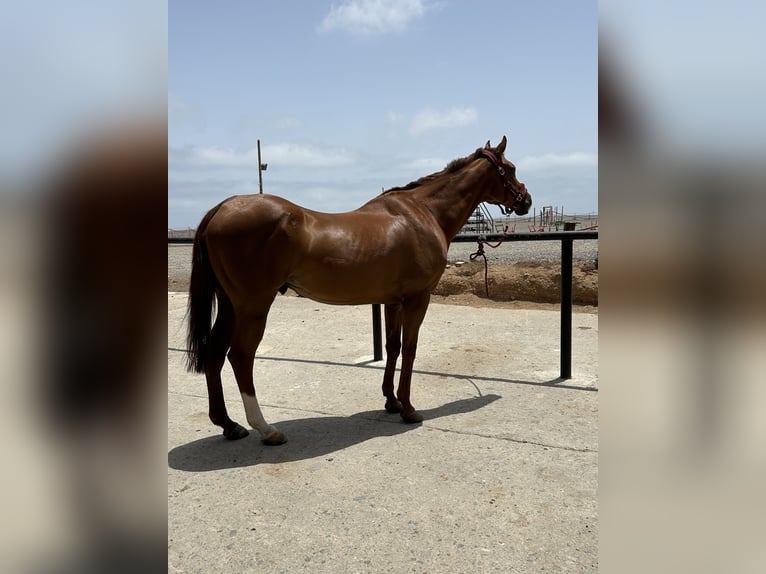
[205,293,249,440]
[227,298,287,445]
[382,303,403,414]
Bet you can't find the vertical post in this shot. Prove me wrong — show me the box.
[257,139,263,193]
[372,304,383,361]
[560,238,573,379]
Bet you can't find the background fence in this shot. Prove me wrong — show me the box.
[169,228,598,380]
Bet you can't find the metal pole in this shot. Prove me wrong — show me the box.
[257,139,263,193]
[372,304,383,361]
[560,238,573,379]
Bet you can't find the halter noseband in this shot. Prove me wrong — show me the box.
[479,149,528,214]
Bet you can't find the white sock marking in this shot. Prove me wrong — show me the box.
[240,392,276,437]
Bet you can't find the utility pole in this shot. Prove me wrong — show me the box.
[257,139,267,193]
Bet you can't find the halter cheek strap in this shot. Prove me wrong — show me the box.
[479,149,506,176]
[478,150,528,212]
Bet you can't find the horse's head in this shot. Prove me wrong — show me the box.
[479,136,532,216]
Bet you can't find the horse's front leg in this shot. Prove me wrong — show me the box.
[396,293,431,423]
[382,303,403,413]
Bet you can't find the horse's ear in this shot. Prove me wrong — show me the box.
[497,136,507,153]
[484,140,491,149]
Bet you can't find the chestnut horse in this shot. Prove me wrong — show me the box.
[186,137,531,444]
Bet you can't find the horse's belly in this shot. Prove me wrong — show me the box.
[288,260,438,305]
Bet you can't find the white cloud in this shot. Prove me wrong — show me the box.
[516,152,598,172]
[272,116,302,131]
[409,106,478,135]
[399,157,447,172]
[170,143,354,169]
[319,0,431,36]
[189,146,254,167]
[263,143,355,167]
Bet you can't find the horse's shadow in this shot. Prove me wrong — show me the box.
[168,394,500,472]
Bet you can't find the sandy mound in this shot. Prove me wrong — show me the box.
[433,260,598,306]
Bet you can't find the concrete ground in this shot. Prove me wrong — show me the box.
[168,293,598,573]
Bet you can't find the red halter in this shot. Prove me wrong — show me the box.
[479,150,528,213]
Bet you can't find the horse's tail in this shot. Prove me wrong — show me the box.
[185,201,225,373]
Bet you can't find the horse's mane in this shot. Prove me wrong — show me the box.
[383,148,482,193]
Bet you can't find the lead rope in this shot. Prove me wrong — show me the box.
[468,225,509,297]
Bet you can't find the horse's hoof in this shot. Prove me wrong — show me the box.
[223,424,249,440]
[401,411,424,424]
[262,430,288,446]
[385,399,403,414]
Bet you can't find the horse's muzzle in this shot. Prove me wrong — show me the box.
[514,188,532,216]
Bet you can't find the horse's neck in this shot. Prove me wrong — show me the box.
[418,161,493,240]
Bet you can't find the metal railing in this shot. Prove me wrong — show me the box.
[169,230,598,380]
[371,230,598,380]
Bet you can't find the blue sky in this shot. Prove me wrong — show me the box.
[169,0,597,228]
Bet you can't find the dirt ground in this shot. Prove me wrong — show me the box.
[432,259,598,312]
